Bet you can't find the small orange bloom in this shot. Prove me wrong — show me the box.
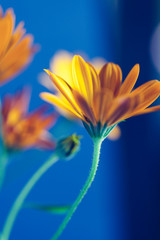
[41,55,160,138]
[2,88,56,151]
[0,6,37,85]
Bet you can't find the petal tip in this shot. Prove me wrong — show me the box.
[40,92,47,100]
[73,54,84,63]
[135,63,140,72]
[43,69,50,75]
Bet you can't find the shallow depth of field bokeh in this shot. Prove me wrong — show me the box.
[0,0,160,240]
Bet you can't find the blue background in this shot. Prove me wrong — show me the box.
[0,0,160,239]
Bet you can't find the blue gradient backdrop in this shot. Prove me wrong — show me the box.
[0,0,160,239]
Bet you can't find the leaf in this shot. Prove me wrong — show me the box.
[24,203,71,215]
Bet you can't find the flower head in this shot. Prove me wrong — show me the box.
[40,55,160,138]
[40,52,121,139]
[0,6,37,85]
[2,88,56,151]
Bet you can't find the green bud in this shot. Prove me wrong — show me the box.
[56,134,81,159]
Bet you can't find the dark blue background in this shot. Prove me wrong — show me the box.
[0,0,160,239]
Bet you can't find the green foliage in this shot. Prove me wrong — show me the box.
[25,203,71,215]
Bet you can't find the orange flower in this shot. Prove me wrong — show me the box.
[40,51,121,139]
[0,6,37,85]
[2,88,56,151]
[40,55,160,138]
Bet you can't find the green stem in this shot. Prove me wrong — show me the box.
[0,147,8,191]
[1,153,58,240]
[51,137,103,240]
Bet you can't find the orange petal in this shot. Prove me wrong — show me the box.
[41,115,56,129]
[72,90,96,124]
[138,105,160,114]
[127,105,160,118]
[99,63,122,96]
[119,64,140,95]
[0,9,14,59]
[27,109,57,129]
[93,88,113,124]
[109,81,160,124]
[130,80,160,112]
[34,137,55,149]
[0,35,35,83]
[131,80,158,95]
[106,96,132,126]
[7,22,25,52]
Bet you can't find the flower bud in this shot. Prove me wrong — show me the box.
[56,134,81,159]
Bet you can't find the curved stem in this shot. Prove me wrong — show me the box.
[1,153,58,240]
[51,137,102,240]
[0,147,8,191]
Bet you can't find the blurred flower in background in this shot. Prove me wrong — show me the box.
[1,88,56,151]
[150,23,160,74]
[0,6,37,86]
[39,50,120,140]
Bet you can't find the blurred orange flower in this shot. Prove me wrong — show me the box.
[41,55,160,138]
[2,88,56,151]
[40,51,120,140]
[0,6,37,85]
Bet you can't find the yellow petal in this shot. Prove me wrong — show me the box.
[44,69,72,99]
[44,69,81,114]
[72,55,94,103]
[40,92,83,120]
[87,62,100,93]
[119,64,140,95]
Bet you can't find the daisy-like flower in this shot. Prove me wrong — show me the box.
[40,55,160,240]
[40,55,160,139]
[0,6,37,85]
[2,88,56,151]
[40,51,121,139]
